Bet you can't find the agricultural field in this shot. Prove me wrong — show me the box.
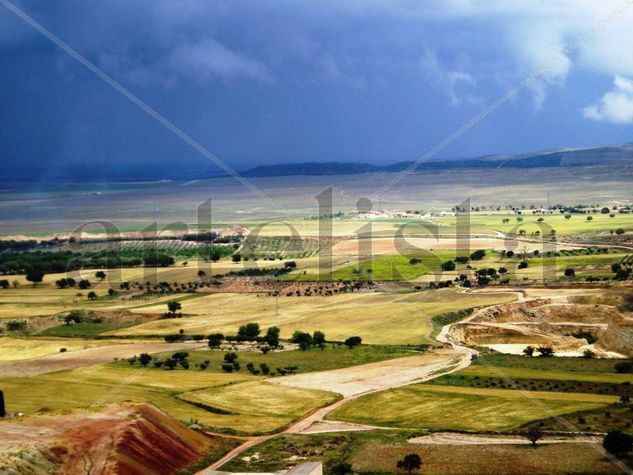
[220,431,622,474]
[329,383,617,431]
[107,289,518,344]
[436,212,633,236]
[181,381,339,434]
[0,337,120,362]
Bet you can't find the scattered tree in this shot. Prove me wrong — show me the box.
[238,322,260,340]
[139,353,152,367]
[25,270,44,287]
[265,326,280,347]
[396,453,422,474]
[344,336,362,348]
[525,426,543,447]
[603,430,633,458]
[167,301,182,315]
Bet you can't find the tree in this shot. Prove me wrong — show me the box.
[344,336,362,348]
[197,270,206,278]
[603,430,633,458]
[164,359,177,370]
[537,345,554,357]
[291,330,312,347]
[313,330,326,346]
[615,361,633,374]
[586,216,593,221]
[470,249,486,261]
[260,363,270,375]
[139,353,152,367]
[232,253,242,263]
[167,301,182,315]
[616,228,625,235]
[208,333,223,349]
[25,270,44,287]
[224,352,238,363]
[331,463,352,475]
[583,349,596,359]
[265,326,280,347]
[523,346,535,357]
[87,291,97,300]
[525,426,543,447]
[564,268,575,277]
[564,213,571,220]
[441,260,456,271]
[498,267,508,275]
[95,271,106,280]
[238,322,260,340]
[172,351,189,361]
[396,453,422,474]
[64,311,84,325]
[78,279,91,289]
[0,279,9,289]
[620,393,631,405]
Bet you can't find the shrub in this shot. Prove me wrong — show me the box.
[441,260,456,271]
[603,430,633,457]
[344,336,362,348]
[470,249,486,261]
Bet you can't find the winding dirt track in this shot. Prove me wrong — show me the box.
[200,287,608,471]
[200,308,482,472]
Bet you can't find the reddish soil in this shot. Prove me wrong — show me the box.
[1,403,223,475]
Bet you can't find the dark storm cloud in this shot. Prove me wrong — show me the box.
[0,1,632,183]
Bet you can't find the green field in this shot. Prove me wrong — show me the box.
[153,345,417,376]
[473,351,632,373]
[1,364,335,434]
[180,381,339,434]
[458,364,633,384]
[437,213,633,235]
[330,384,615,431]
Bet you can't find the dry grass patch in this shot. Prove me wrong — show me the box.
[109,289,517,345]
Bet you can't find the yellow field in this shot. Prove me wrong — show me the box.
[0,337,132,361]
[179,380,339,433]
[50,364,254,392]
[108,289,517,344]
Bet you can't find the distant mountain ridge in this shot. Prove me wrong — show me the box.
[241,143,633,177]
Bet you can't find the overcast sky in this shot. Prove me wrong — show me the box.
[2,0,633,181]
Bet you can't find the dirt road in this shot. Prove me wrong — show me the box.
[202,332,474,471]
[200,286,603,471]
